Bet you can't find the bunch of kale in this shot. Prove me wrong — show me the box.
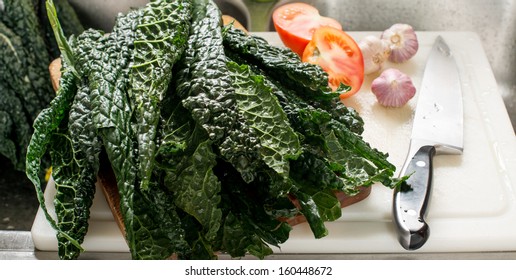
[27,0,403,260]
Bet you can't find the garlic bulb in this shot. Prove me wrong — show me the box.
[359,35,391,75]
[371,68,416,107]
[382,23,419,63]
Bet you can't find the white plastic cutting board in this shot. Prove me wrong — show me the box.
[32,32,516,254]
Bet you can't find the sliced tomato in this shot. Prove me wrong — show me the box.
[272,2,342,57]
[302,26,364,98]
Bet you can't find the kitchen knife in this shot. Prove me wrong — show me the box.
[393,36,463,250]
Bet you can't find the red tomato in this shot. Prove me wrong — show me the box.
[302,26,364,99]
[272,2,342,57]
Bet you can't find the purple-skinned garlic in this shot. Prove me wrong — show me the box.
[371,68,416,107]
[359,35,391,75]
[381,23,419,63]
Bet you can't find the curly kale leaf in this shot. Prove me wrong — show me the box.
[130,0,192,191]
[292,191,328,239]
[175,0,260,183]
[25,67,83,251]
[73,19,141,258]
[158,89,223,243]
[222,212,273,259]
[262,75,400,190]
[25,3,99,259]
[227,61,301,177]
[50,82,100,260]
[324,119,402,188]
[212,160,292,259]
[223,26,346,100]
[165,139,222,242]
[130,182,191,260]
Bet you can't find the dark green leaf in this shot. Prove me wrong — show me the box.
[167,140,223,241]
[223,26,344,100]
[175,0,261,183]
[222,212,273,259]
[130,183,191,260]
[1,0,54,106]
[130,0,192,191]
[25,67,83,251]
[0,21,42,122]
[0,111,17,165]
[293,191,328,239]
[215,161,292,258]
[0,77,32,171]
[73,17,141,258]
[227,61,301,177]
[50,82,100,260]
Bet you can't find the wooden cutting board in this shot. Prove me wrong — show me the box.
[31,32,516,254]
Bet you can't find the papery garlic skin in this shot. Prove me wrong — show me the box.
[382,23,419,63]
[371,68,416,107]
[359,35,391,74]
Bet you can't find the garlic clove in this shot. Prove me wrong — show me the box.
[371,68,416,107]
[359,35,391,75]
[381,23,419,63]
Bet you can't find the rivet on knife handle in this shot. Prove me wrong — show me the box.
[393,145,436,250]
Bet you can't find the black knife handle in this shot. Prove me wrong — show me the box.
[393,145,436,250]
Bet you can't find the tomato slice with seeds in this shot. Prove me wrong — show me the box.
[302,26,364,98]
[272,2,342,57]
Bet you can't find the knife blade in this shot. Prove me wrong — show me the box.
[393,36,464,250]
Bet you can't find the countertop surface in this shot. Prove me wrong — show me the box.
[2,230,516,260]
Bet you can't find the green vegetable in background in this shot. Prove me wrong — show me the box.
[1,0,53,107]
[0,21,42,122]
[0,23,33,171]
[0,0,84,172]
[27,0,404,260]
